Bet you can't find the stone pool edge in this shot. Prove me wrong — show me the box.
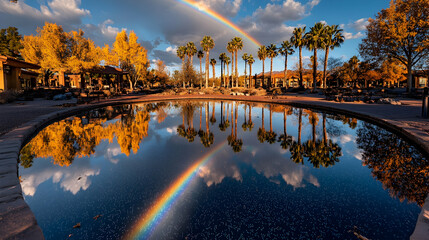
[0,95,427,240]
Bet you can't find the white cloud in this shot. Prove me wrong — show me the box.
[193,0,242,17]
[166,46,178,54]
[21,157,100,196]
[343,31,364,40]
[239,0,320,45]
[347,18,369,31]
[0,0,90,32]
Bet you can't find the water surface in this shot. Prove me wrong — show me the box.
[19,101,427,239]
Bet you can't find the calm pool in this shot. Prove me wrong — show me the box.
[19,101,427,239]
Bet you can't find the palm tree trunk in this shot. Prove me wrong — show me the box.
[249,105,252,124]
[323,47,329,89]
[226,63,230,88]
[283,108,287,136]
[270,58,273,89]
[220,61,224,87]
[298,109,302,145]
[199,58,203,88]
[211,103,215,123]
[182,58,186,88]
[249,64,253,88]
[235,51,238,87]
[261,107,265,131]
[231,53,234,87]
[231,102,234,137]
[212,65,216,87]
[269,105,273,132]
[205,52,209,88]
[284,55,288,88]
[244,62,247,88]
[299,46,303,88]
[199,106,202,131]
[235,103,238,138]
[313,49,317,91]
[262,59,265,88]
[206,102,210,134]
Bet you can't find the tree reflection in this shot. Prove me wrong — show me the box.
[20,105,150,167]
[199,102,214,148]
[278,106,293,150]
[228,102,243,152]
[357,122,429,206]
[265,104,277,144]
[257,106,266,143]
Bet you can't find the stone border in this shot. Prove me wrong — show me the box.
[0,95,428,239]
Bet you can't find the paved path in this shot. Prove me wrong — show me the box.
[0,93,428,239]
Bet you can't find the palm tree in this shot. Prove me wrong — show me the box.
[227,41,235,88]
[257,106,266,143]
[225,56,231,88]
[266,104,277,144]
[210,101,216,125]
[197,50,204,88]
[210,58,217,87]
[186,42,197,87]
[291,27,306,88]
[247,55,255,88]
[242,53,248,88]
[201,36,215,89]
[290,109,304,164]
[322,25,344,88]
[257,46,267,88]
[305,22,325,91]
[219,53,227,87]
[232,37,243,87]
[176,46,187,88]
[278,106,293,150]
[200,102,214,147]
[266,44,278,88]
[279,40,295,88]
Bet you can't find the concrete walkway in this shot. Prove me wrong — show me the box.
[0,93,428,239]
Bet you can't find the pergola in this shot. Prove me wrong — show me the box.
[0,55,40,91]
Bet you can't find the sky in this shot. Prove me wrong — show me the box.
[0,0,390,76]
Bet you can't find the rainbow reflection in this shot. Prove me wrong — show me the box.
[125,141,227,239]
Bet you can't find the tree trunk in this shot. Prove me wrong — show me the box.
[199,58,203,89]
[298,109,302,145]
[249,105,252,124]
[283,108,287,136]
[269,105,273,132]
[261,107,265,131]
[323,47,329,89]
[262,59,265,88]
[249,64,252,88]
[284,55,288,88]
[206,102,210,134]
[244,61,247,88]
[231,52,234,88]
[323,113,327,143]
[313,48,317,91]
[212,64,216,87]
[182,58,186,88]
[407,57,413,93]
[227,63,230,88]
[299,46,303,88]
[270,58,273,89]
[205,52,209,88]
[220,60,224,88]
[235,51,238,87]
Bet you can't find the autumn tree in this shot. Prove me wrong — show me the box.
[154,60,169,87]
[380,59,407,87]
[107,30,148,90]
[0,27,23,59]
[359,0,429,92]
[21,23,70,86]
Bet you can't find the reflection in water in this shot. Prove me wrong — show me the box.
[357,122,429,206]
[18,101,426,239]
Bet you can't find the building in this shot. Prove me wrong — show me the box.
[413,71,429,89]
[0,55,40,91]
[66,66,128,90]
[255,71,305,88]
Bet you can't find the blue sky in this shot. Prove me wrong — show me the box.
[0,0,390,76]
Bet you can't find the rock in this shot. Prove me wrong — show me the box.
[73,223,81,228]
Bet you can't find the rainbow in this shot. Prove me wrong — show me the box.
[177,0,261,47]
[125,141,227,240]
